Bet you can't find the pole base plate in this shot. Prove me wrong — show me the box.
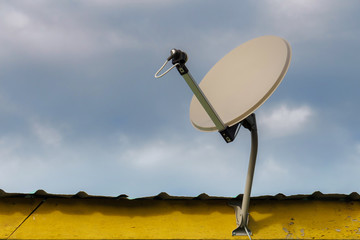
[232,226,252,236]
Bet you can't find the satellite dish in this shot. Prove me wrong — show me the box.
[190,35,291,131]
[154,35,292,238]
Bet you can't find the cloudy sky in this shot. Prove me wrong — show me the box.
[1,0,360,198]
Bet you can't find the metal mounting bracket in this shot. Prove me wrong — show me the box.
[229,201,252,236]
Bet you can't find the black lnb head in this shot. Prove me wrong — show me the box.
[167,49,188,65]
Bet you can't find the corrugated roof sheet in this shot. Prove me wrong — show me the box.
[1,189,359,201]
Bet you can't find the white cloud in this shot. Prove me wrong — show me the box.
[31,121,63,147]
[0,2,145,62]
[3,7,30,29]
[0,136,22,161]
[116,132,260,195]
[258,104,313,138]
[0,93,21,115]
[256,157,289,183]
[259,0,347,42]
[122,140,179,168]
[120,136,238,172]
[266,0,325,18]
[356,143,360,155]
[83,0,175,8]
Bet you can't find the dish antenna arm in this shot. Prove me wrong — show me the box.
[168,49,246,143]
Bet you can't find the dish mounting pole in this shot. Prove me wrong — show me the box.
[168,49,258,236]
[230,113,257,236]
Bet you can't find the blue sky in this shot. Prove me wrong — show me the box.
[1,0,360,198]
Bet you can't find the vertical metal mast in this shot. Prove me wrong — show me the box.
[231,113,257,236]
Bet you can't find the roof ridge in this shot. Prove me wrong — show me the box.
[0,190,359,201]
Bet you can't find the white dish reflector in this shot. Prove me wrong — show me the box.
[190,36,291,131]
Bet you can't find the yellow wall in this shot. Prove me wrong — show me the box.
[0,198,43,239]
[1,198,360,239]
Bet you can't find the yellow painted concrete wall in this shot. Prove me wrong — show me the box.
[0,198,43,239]
[1,198,360,239]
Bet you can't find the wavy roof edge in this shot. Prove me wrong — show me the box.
[0,190,359,201]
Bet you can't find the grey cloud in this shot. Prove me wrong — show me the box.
[1,0,360,197]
